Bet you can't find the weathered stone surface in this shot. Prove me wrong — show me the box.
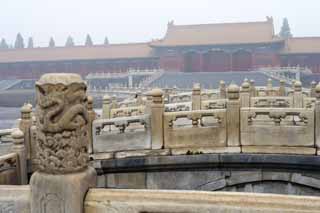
[171,147,240,155]
[0,185,30,213]
[35,73,89,174]
[30,167,96,213]
[242,146,316,155]
[106,172,146,189]
[85,189,320,212]
[115,149,170,159]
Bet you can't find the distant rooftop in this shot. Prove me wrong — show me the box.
[150,17,282,47]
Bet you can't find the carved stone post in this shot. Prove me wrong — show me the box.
[192,83,201,110]
[87,96,96,154]
[293,81,303,108]
[19,104,32,159]
[11,129,27,185]
[266,78,273,96]
[30,73,96,213]
[150,88,164,149]
[278,80,286,96]
[219,80,226,99]
[102,95,111,119]
[136,92,143,105]
[111,95,118,109]
[240,81,250,107]
[145,90,153,115]
[310,81,317,98]
[315,83,320,153]
[249,79,256,97]
[226,83,240,147]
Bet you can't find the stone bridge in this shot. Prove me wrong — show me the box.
[0,73,320,212]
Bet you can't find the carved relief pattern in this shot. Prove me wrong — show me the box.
[0,201,15,213]
[36,82,89,174]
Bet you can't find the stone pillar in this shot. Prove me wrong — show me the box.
[136,92,143,105]
[293,81,303,108]
[128,74,133,88]
[249,79,256,97]
[192,83,201,110]
[240,81,250,108]
[226,84,240,147]
[150,88,164,149]
[310,81,317,97]
[111,95,118,110]
[102,95,111,119]
[145,91,153,115]
[11,129,27,185]
[19,104,32,159]
[316,84,320,153]
[266,78,273,96]
[278,80,286,96]
[87,96,96,154]
[219,80,226,99]
[30,73,96,213]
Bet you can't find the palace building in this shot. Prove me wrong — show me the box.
[0,17,320,79]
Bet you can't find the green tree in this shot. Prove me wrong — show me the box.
[104,36,109,45]
[65,36,75,47]
[49,37,55,47]
[85,34,93,46]
[0,39,9,49]
[27,37,34,48]
[14,33,25,49]
[279,18,292,39]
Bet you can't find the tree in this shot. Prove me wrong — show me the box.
[279,18,292,39]
[65,36,75,47]
[49,37,55,47]
[27,37,34,48]
[104,36,109,45]
[85,34,93,46]
[14,33,24,49]
[0,39,9,49]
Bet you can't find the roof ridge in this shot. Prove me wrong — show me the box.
[169,20,270,29]
[0,42,150,53]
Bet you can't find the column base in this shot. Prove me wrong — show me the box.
[30,167,96,213]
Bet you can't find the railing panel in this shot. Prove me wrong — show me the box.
[241,108,314,147]
[250,96,293,108]
[165,102,191,112]
[163,109,226,148]
[92,115,151,153]
[201,99,227,110]
[0,153,19,185]
[110,106,145,118]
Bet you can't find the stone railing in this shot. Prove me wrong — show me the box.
[1,73,320,213]
[92,114,151,153]
[89,79,320,158]
[163,109,227,150]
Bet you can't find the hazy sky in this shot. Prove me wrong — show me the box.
[1,0,320,47]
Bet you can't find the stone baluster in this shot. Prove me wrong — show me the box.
[136,92,143,105]
[102,95,111,119]
[240,81,250,107]
[278,80,286,96]
[226,83,240,147]
[111,95,118,109]
[150,88,164,149]
[219,80,226,99]
[315,83,320,154]
[30,73,96,213]
[145,90,153,115]
[11,129,27,185]
[19,104,32,160]
[192,83,201,110]
[310,81,317,97]
[293,81,303,108]
[266,78,273,96]
[87,96,96,154]
[249,79,256,97]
